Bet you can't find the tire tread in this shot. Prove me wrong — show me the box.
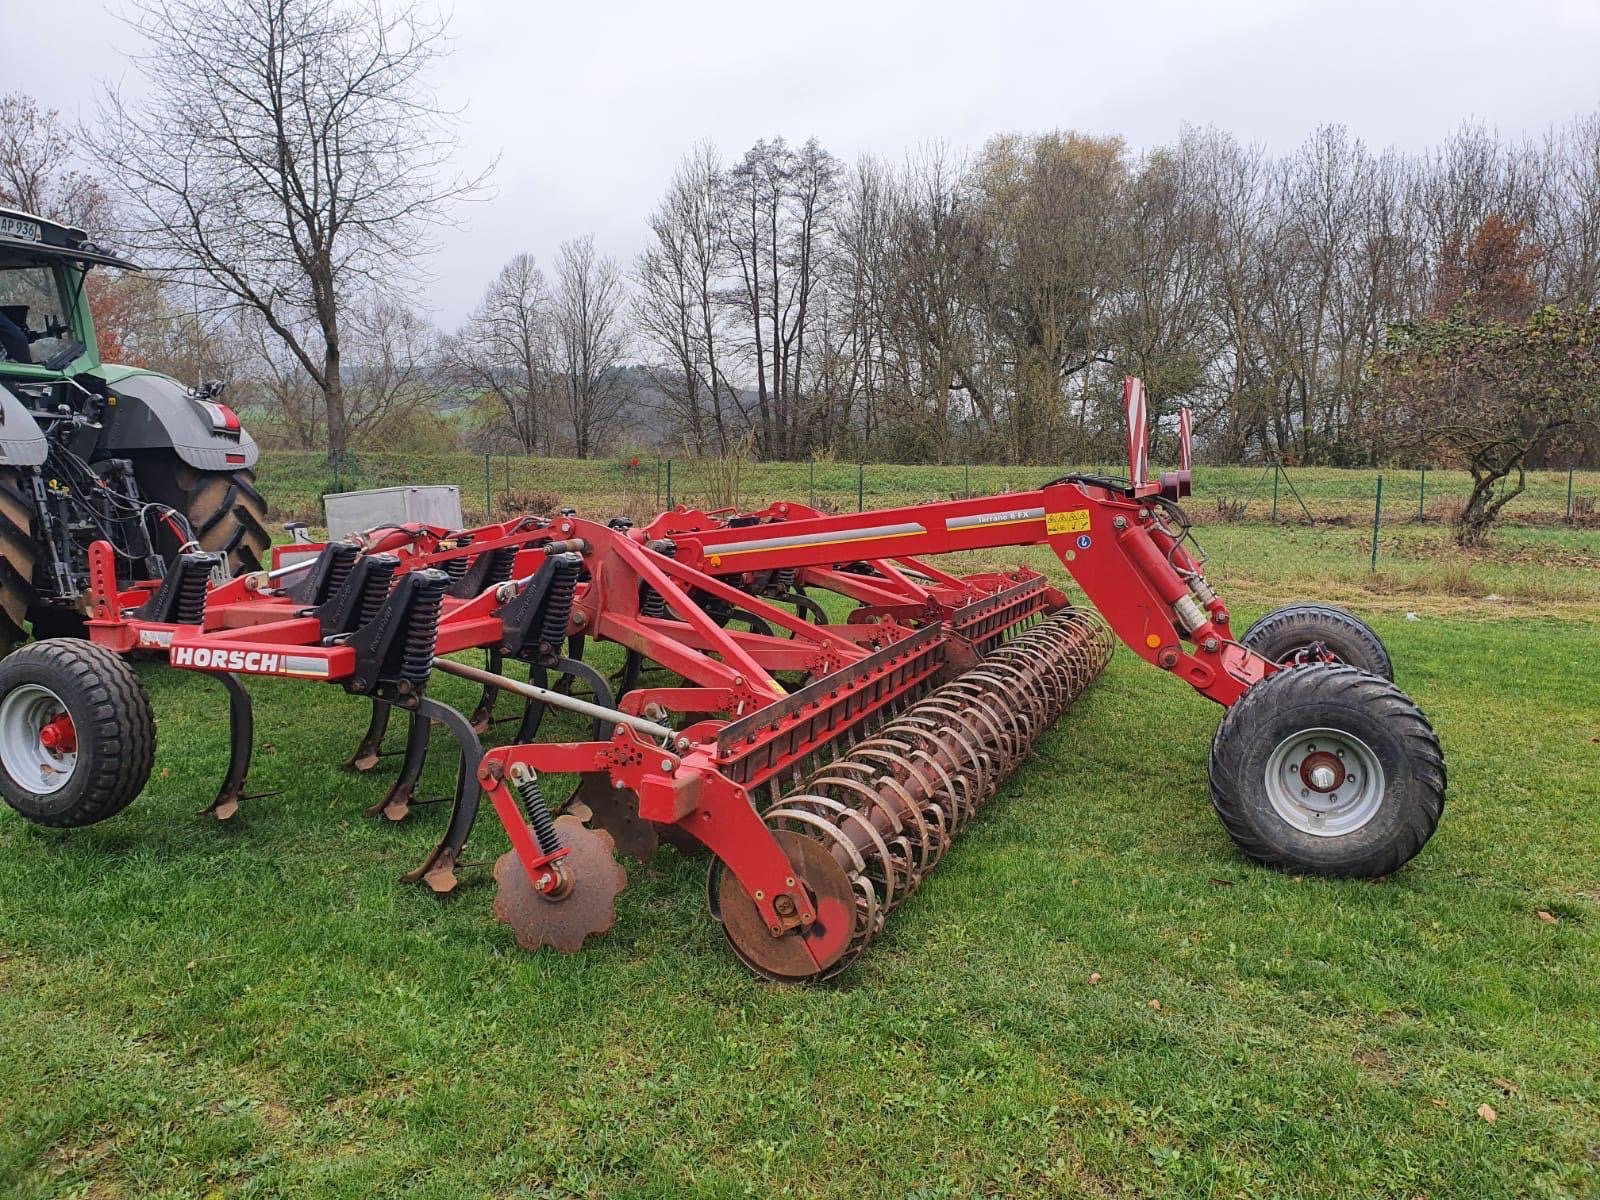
[0,639,155,827]
[1209,665,1444,877]
[1240,603,1393,680]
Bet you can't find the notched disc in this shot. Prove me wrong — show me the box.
[713,830,855,983]
[564,774,657,862]
[493,815,628,954]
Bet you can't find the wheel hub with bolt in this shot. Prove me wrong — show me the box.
[0,683,79,794]
[1263,726,1385,837]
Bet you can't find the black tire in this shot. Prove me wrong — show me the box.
[0,639,155,827]
[1239,603,1393,680]
[0,470,38,654]
[1208,665,1445,878]
[134,456,270,577]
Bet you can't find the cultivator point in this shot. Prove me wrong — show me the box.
[0,380,1447,982]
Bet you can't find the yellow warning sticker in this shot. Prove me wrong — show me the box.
[1045,509,1092,535]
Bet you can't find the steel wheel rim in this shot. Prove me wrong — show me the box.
[1264,726,1384,837]
[0,683,77,795]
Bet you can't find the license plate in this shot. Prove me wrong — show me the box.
[0,215,42,242]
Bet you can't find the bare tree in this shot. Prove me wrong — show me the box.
[245,295,440,448]
[341,296,444,444]
[446,254,555,453]
[878,143,980,460]
[246,313,326,448]
[0,93,114,233]
[88,0,490,459]
[635,143,736,453]
[553,236,630,458]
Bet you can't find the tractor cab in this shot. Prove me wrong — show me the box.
[0,208,268,651]
[0,209,132,382]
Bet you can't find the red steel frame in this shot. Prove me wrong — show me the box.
[76,470,1281,975]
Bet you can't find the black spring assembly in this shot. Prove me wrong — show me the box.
[539,552,582,652]
[401,569,448,683]
[447,542,522,599]
[485,545,519,587]
[174,556,215,624]
[322,546,358,599]
[639,541,677,618]
[289,541,360,606]
[136,551,222,624]
[356,555,400,626]
[511,767,562,856]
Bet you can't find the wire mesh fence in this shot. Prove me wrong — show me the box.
[256,451,1600,567]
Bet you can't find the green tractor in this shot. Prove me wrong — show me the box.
[0,208,268,651]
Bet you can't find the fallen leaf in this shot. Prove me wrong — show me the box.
[1208,877,1234,887]
[1477,1103,1498,1124]
[1492,1078,1519,1095]
[1536,910,1558,924]
[1088,972,1102,985]
[185,960,197,971]
[1147,998,1162,1011]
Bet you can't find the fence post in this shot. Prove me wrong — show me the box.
[666,459,673,509]
[504,453,511,497]
[1568,468,1576,521]
[654,459,661,509]
[1270,463,1280,523]
[857,463,864,512]
[964,459,971,499]
[1370,474,1384,572]
[1418,466,1426,522]
[809,459,815,506]
[484,453,491,515]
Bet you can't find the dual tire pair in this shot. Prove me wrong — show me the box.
[1210,604,1446,878]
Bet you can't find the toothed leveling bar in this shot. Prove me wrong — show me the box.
[0,380,1445,982]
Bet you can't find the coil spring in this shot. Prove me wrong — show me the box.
[640,542,677,618]
[539,553,582,650]
[173,556,214,625]
[323,544,359,599]
[485,545,518,587]
[513,770,563,856]
[400,569,449,683]
[357,555,400,626]
[774,567,796,594]
[443,556,469,582]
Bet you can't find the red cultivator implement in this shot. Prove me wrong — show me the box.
[0,382,1446,981]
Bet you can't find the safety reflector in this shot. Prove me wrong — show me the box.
[199,401,242,435]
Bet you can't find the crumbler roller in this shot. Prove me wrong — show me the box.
[0,379,1445,982]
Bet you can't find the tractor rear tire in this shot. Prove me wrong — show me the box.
[1208,665,1444,878]
[0,472,38,655]
[136,457,270,577]
[0,639,155,827]
[1239,603,1393,680]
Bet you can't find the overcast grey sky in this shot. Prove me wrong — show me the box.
[4,0,1598,326]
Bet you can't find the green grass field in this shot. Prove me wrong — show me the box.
[1,519,1597,1197]
[254,450,1600,533]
